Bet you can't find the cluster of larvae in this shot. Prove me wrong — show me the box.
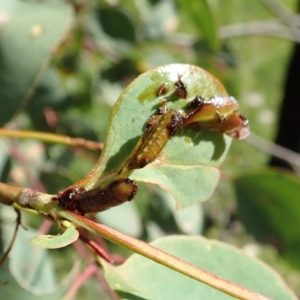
[55,76,249,215]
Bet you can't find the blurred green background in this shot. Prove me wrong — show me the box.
[1,0,300,298]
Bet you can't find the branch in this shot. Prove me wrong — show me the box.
[219,18,300,42]
[261,0,296,26]
[246,132,300,175]
[0,182,27,206]
[0,173,270,299]
[0,209,21,267]
[0,128,103,151]
[56,210,271,300]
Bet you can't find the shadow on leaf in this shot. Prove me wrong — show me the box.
[104,135,140,172]
[115,290,148,300]
[178,129,226,162]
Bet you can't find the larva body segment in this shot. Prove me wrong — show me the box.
[128,109,184,169]
[55,179,137,214]
[184,95,249,139]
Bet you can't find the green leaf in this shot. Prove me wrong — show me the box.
[0,207,56,294]
[161,190,204,234]
[135,0,178,39]
[26,68,67,111]
[103,235,296,300]
[0,259,68,300]
[0,139,10,188]
[96,201,142,237]
[0,0,73,125]
[132,163,220,209]
[83,64,232,209]
[234,169,300,269]
[176,0,220,51]
[95,8,136,43]
[30,227,79,249]
[25,68,68,130]
[0,206,78,297]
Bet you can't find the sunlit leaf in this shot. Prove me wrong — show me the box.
[132,163,220,209]
[30,227,79,249]
[103,236,296,300]
[83,64,232,209]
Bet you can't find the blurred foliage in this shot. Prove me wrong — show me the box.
[1,0,300,299]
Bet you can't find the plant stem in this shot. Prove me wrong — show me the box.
[261,0,295,26]
[0,182,271,299]
[0,128,103,151]
[0,209,21,267]
[246,132,300,175]
[0,182,25,205]
[58,210,271,300]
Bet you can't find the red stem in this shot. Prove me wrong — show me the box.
[64,263,98,299]
[78,230,113,263]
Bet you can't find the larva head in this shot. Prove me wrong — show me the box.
[184,95,250,139]
[218,112,250,139]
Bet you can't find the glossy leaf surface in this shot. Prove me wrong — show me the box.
[103,236,296,300]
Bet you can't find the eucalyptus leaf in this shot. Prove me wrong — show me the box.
[103,236,297,300]
[235,169,300,270]
[0,260,68,300]
[161,190,204,234]
[82,64,232,209]
[0,0,73,125]
[132,163,220,209]
[95,8,136,43]
[135,0,178,38]
[0,207,56,294]
[97,201,142,237]
[0,207,78,297]
[29,227,79,249]
[176,0,220,51]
